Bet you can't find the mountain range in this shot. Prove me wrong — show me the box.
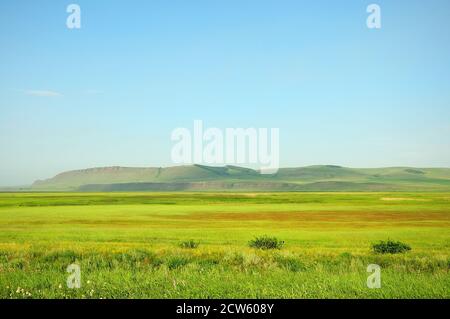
[28,165,450,192]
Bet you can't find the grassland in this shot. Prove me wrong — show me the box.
[0,192,449,299]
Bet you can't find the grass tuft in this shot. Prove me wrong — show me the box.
[166,256,191,270]
[249,235,284,250]
[179,240,199,249]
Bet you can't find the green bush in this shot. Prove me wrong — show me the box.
[179,240,199,249]
[249,235,284,250]
[372,240,411,254]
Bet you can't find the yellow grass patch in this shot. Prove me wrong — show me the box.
[380,197,430,202]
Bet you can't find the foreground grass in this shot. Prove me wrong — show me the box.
[0,192,448,298]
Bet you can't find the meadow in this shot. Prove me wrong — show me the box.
[0,192,448,299]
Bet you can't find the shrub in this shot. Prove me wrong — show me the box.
[372,240,411,254]
[179,240,199,249]
[249,235,284,250]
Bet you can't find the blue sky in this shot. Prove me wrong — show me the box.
[1,0,450,185]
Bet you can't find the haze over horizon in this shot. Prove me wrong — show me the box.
[1,0,450,186]
[4,163,450,188]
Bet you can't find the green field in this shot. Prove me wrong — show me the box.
[0,192,449,299]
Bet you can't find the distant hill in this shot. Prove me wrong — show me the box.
[30,165,450,192]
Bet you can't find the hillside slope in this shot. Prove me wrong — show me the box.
[30,165,450,191]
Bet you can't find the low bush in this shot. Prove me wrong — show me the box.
[372,240,411,254]
[249,235,284,250]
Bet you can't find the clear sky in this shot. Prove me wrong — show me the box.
[1,0,450,186]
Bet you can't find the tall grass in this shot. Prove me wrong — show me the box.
[0,247,448,298]
[0,192,448,298]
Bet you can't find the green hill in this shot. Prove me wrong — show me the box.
[30,165,450,192]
